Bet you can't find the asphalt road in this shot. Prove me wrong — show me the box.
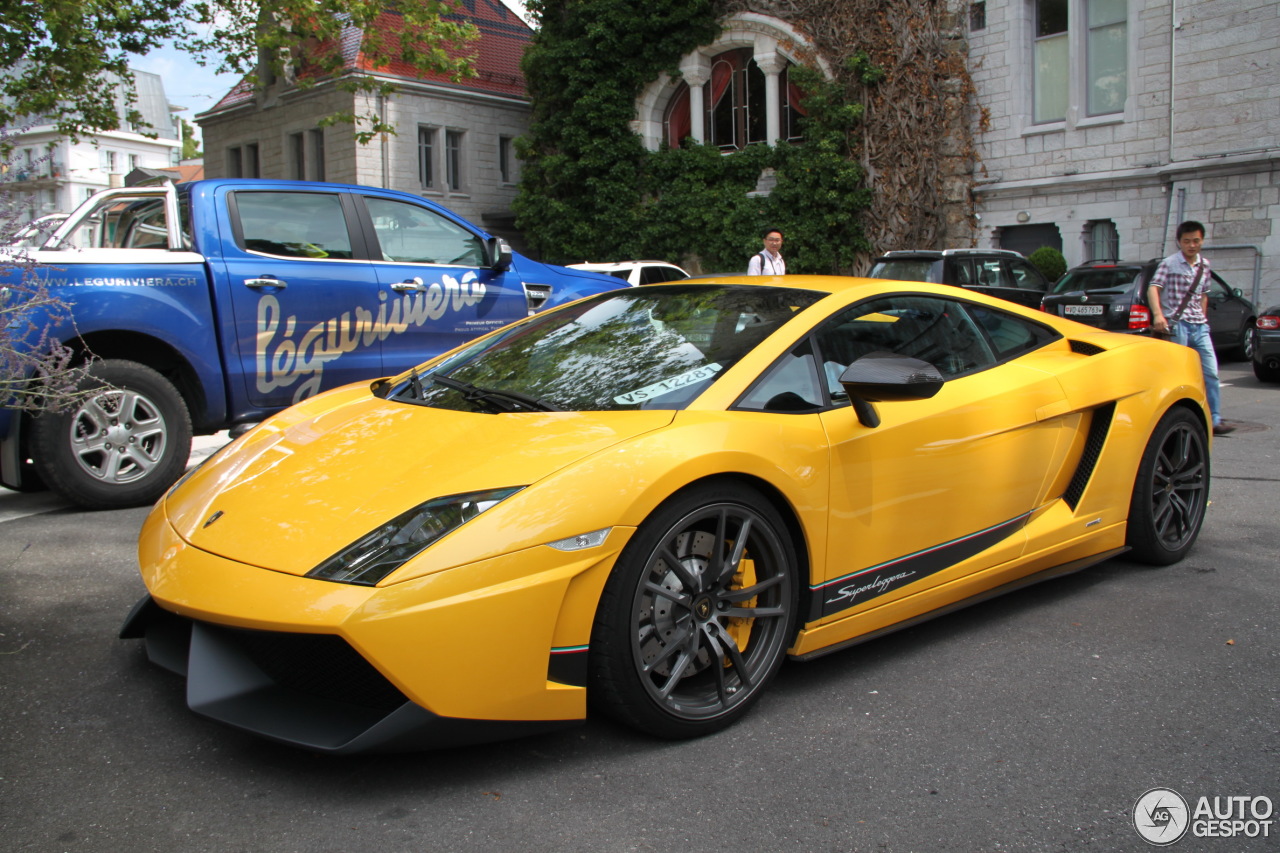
[2,364,1277,853]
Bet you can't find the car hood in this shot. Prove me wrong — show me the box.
[165,388,674,575]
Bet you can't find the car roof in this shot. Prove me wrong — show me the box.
[568,260,683,271]
[876,249,1026,260]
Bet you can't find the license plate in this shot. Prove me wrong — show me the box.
[1064,305,1104,316]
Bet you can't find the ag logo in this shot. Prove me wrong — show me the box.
[1134,787,1190,845]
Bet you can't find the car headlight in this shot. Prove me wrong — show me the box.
[307,487,525,586]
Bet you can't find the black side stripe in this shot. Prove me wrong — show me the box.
[810,512,1032,620]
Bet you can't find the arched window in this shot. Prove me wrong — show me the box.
[661,49,807,150]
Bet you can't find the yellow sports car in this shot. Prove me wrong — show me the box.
[121,276,1211,753]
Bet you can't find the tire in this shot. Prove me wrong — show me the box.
[1226,321,1255,362]
[30,359,192,510]
[589,483,798,738]
[1125,407,1209,565]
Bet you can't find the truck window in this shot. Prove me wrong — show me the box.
[57,195,177,250]
[364,196,486,266]
[235,192,354,260]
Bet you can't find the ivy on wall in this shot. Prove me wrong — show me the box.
[515,0,880,274]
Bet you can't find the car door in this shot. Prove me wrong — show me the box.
[1006,257,1050,307]
[809,294,1069,623]
[1206,273,1247,350]
[357,194,529,372]
[220,189,382,409]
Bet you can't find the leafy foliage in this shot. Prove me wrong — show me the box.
[515,0,876,274]
[1,135,92,412]
[0,0,477,143]
[1028,246,1067,281]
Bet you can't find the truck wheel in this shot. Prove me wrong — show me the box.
[31,360,192,510]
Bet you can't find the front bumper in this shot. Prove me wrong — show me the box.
[122,504,630,753]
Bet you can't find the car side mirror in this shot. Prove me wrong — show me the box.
[487,237,512,272]
[839,352,945,428]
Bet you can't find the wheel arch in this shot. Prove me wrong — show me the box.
[70,331,212,432]
[589,471,815,643]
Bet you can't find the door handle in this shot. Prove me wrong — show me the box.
[244,276,287,289]
[391,277,426,292]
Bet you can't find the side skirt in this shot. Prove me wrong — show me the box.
[789,546,1128,662]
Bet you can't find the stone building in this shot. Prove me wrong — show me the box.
[968,0,1279,305]
[196,0,532,231]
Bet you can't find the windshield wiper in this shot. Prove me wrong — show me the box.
[429,374,560,413]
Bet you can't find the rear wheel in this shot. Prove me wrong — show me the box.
[590,483,798,739]
[1126,407,1209,565]
[31,359,192,510]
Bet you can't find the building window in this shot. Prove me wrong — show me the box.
[498,136,514,184]
[289,132,305,180]
[418,127,436,189]
[103,150,119,173]
[246,143,260,178]
[1087,220,1119,260]
[663,49,806,150]
[970,2,987,31]
[309,128,325,182]
[1034,0,1068,123]
[1087,0,1127,116]
[228,146,243,178]
[445,129,464,191]
[128,153,139,172]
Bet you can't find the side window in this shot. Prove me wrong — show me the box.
[975,259,1012,288]
[235,192,354,259]
[1008,259,1049,291]
[364,197,485,266]
[736,339,824,412]
[1207,276,1230,299]
[966,303,1060,360]
[813,295,1000,393]
[950,259,974,286]
[56,193,178,250]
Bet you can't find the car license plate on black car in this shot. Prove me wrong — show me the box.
[1064,305,1104,316]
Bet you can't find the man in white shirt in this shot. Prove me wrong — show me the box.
[747,228,785,275]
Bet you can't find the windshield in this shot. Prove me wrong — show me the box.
[389,284,826,412]
[1052,267,1140,294]
[868,259,939,283]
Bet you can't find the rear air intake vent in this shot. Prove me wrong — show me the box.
[1069,339,1106,356]
[1063,402,1115,509]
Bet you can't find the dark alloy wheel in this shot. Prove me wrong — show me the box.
[31,359,192,510]
[590,483,798,739]
[1125,407,1209,565]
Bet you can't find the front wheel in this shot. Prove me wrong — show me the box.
[1125,407,1209,565]
[30,359,192,510]
[590,483,798,739]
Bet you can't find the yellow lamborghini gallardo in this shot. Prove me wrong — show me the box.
[121,276,1211,753]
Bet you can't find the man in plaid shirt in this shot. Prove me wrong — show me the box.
[1147,220,1234,435]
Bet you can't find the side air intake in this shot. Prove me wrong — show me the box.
[1069,339,1106,356]
[1063,401,1115,509]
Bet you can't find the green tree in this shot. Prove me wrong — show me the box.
[179,117,201,160]
[0,0,478,144]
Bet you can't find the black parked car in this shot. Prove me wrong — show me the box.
[1253,305,1280,382]
[1041,259,1257,360]
[867,249,1051,309]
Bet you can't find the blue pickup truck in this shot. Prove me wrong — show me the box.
[1,179,623,509]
